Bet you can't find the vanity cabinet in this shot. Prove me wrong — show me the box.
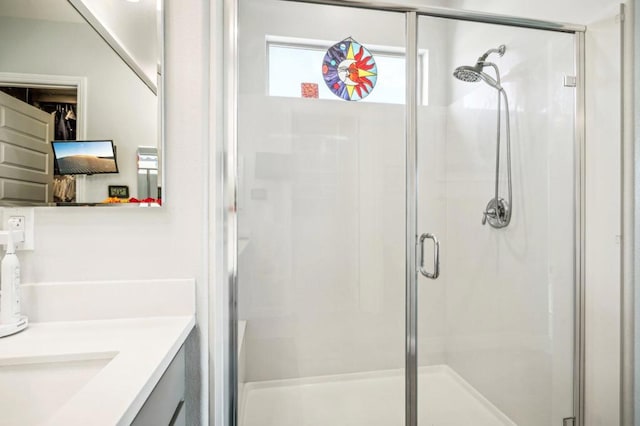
[131,345,186,426]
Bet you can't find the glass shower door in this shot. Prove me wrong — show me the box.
[415,15,577,425]
[234,2,580,425]
[236,1,409,425]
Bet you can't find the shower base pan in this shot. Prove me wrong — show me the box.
[241,365,515,426]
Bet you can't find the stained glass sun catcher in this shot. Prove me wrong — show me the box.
[322,37,378,101]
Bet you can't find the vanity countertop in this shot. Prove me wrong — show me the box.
[0,315,195,426]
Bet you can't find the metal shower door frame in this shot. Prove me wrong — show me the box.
[221,2,587,425]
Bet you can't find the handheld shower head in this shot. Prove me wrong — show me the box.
[453,64,502,90]
[453,45,506,90]
[452,64,483,83]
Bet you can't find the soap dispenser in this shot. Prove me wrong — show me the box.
[0,229,27,338]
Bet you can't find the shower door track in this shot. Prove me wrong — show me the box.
[220,2,587,426]
[279,0,586,33]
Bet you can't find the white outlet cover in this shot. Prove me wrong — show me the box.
[3,208,34,250]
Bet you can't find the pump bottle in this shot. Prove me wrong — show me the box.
[0,230,20,325]
[0,229,27,337]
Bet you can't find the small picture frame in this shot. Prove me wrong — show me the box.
[108,185,129,199]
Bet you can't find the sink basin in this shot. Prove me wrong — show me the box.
[0,353,116,426]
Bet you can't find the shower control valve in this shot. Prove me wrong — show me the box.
[482,198,511,229]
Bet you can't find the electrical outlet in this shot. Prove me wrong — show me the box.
[4,208,34,250]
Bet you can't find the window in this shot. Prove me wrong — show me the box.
[267,36,427,105]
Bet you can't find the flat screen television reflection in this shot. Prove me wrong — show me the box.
[51,140,119,175]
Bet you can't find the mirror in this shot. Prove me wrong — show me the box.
[0,0,163,207]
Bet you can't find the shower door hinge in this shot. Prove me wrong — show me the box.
[563,76,577,88]
[563,417,576,426]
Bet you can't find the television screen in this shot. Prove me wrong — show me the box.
[51,140,119,175]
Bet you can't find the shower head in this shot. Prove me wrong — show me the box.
[453,45,506,90]
[453,65,502,90]
[453,65,483,83]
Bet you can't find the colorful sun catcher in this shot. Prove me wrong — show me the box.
[322,37,377,101]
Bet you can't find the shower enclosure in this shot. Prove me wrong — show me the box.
[224,1,585,425]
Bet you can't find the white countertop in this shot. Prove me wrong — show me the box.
[0,315,195,426]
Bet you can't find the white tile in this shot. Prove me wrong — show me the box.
[21,279,195,322]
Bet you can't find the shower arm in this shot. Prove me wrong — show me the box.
[477,46,506,63]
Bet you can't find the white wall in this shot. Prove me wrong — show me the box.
[0,9,157,202]
[6,0,210,424]
[585,8,622,426]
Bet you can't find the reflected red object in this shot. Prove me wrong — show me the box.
[301,83,319,99]
[128,197,161,205]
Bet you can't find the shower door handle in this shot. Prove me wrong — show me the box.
[419,233,440,279]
